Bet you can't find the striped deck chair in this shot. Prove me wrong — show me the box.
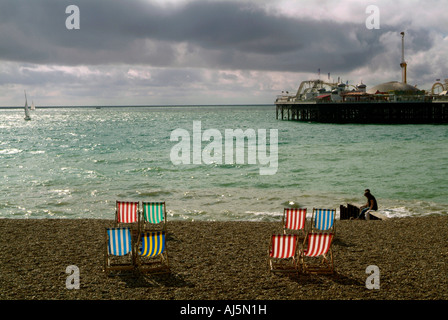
[104,227,135,273]
[282,208,307,237]
[268,234,299,274]
[115,201,140,229]
[299,233,334,274]
[311,208,336,233]
[141,201,166,232]
[137,231,170,273]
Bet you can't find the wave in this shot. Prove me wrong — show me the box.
[0,148,22,155]
[135,190,173,197]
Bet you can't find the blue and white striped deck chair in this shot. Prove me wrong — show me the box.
[104,227,135,273]
[311,208,336,234]
[137,231,170,273]
[141,202,167,232]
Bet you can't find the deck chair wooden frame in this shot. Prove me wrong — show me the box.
[299,232,334,274]
[136,231,170,274]
[282,208,307,238]
[268,234,299,275]
[310,208,336,234]
[141,201,167,232]
[115,200,140,232]
[104,227,135,274]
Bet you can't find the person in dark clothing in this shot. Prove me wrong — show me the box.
[358,189,378,220]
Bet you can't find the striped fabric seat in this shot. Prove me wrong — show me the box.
[104,227,134,273]
[140,231,166,257]
[303,233,334,257]
[299,232,334,274]
[116,201,139,224]
[138,231,170,273]
[312,208,335,232]
[141,202,166,232]
[268,234,299,274]
[142,202,165,224]
[269,234,298,259]
[107,228,132,256]
[283,208,306,234]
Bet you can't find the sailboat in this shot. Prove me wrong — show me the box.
[31,100,36,110]
[24,90,31,121]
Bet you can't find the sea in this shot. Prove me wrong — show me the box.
[1,105,447,221]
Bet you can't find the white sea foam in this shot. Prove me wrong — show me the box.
[0,148,22,154]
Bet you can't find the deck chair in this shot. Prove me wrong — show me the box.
[137,231,170,273]
[115,201,140,230]
[310,208,336,233]
[282,208,307,237]
[104,227,135,273]
[268,234,299,275]
[141,202,167,232]
[299,232,334,274]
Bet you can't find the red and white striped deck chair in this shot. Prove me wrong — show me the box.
[299,233,334,274]
[268,234,299,274]
[282,208,307,237]
[115,201,140,230]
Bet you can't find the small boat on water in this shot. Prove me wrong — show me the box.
[24,91,31,121]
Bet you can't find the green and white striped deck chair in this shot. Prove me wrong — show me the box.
[141,202,167,232]
[137,231,170,273]
[104,227,135,273]
[310,208,336,234]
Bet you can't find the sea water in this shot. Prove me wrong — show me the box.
[1,105,447,221]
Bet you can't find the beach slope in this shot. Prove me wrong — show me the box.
[1,216,447,300]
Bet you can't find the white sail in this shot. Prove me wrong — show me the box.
[31,100,35,110]
[24,91,31,120]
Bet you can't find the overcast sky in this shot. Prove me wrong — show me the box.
[1,0,447,106]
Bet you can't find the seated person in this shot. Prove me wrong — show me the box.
[358,189,378,220]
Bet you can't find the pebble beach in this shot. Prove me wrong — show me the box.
[1,216,447,301]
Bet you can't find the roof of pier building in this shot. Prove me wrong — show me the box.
[367,81,420,94]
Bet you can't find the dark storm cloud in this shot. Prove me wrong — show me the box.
[0,0,433,73]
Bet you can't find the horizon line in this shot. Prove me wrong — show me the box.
[0,104,275,109]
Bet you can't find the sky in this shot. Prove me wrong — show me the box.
[1,0,447,106]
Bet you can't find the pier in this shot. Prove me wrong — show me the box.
[275,32,448,124]
[275,100,448,124]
